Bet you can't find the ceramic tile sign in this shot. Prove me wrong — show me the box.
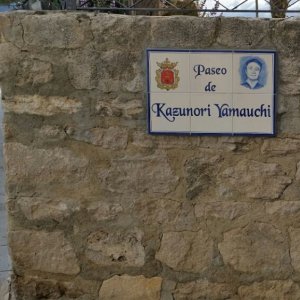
[147,49,276,136]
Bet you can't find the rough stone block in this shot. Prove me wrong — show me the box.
[238,280,300,299]
[98,152,179,197]
[221,160,291,199]
[289,228,300,272]
[98,275,162,300]
[85,228,145,267]
[9,230,80,275]
[155,230,214,273]
[218,223,291,275]
[22,13,93,49]
[3,95,82,116]
[173,280,237,300]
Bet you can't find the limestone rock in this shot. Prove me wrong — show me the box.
[99,152,179,197]
[173,280,237,300]
[195,201,250,220]
[22,13,93,49]
[218,223,290,275]
[15,275,99,299]
[87,201,123,221]
[70,127,128,150]
[151,17,217,48]
[261,138,300,155]
[16,59,53,87]
[238,280,300,299]
[4,143,89,194]
[98,275,162,300]
[3,95,82,116]
[9,230,80,275]
[17,197,79,222]
[266,201,300,216]
[155,230,214,273]
[217,18,270,48]
[86,228,145,267]
[289,228,300,272]
[221,160,291,199]
[91,15,151,51]
[185,155,222,200]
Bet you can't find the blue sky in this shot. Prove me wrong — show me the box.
[203,0,300,18]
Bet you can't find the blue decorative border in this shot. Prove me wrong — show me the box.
[146,49,277,137]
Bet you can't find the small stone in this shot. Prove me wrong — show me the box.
[87,201,123,221]
[155,230,214,273]
[261,138,300,155]
[9,230,80,275]
[195,201,250,220]
[85,228,145,267]
[185,155,222,200]
[22,13,93,49]
[173,280,237,300]
[17,197,78,222]
[221,160,291,199]
[218,223,290,275]
[289,228,300,272]
[4,143,89,196]
[70,127,128,150]
[266,201,300,216]
[99,275,162,300]
[3,95,82,116]
[238,280,300,299]
[16,59,53,87]
[99,151,179,197]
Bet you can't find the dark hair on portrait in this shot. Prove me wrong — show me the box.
[245,58,262,70]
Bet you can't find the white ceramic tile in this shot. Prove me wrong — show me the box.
[149,92,191,133]
[190,52,233,94]
[232,94,275,134]
[148,51,190,93]
[190,93,233,134]
[232,52,275,94]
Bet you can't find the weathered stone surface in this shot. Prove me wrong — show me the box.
[99,152,179,196]
[261,138,300,155]
[70,126,128,150]
[85,228,145,267]
[98,275,162,300]
[185,155,222,200]
[16,59,53,87]
[221,160,291,199]
[238,280,300,299]
[91,14,151,51]
[173,280,237,300]
[155,230,214,273]
[289,228,300,272]
[218,223,290,275]
[4,143,89,192]
[217,18,271,48]
[17,197,78,222]
[3,95,82,116]
[9,230,80,275]
[15,275,99,299]
[150,17,217,48]
[95,96,144,119]
[195,201,250,220]
[133,198,181,227]
[22,14,93,49]
[266,201,300,216]
[87,201,123,221]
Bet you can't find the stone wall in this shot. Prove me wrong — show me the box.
[1,11,300,299]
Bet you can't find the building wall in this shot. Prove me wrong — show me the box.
[1,11,300,299]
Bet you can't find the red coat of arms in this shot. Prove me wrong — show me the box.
[155,58,180,90]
